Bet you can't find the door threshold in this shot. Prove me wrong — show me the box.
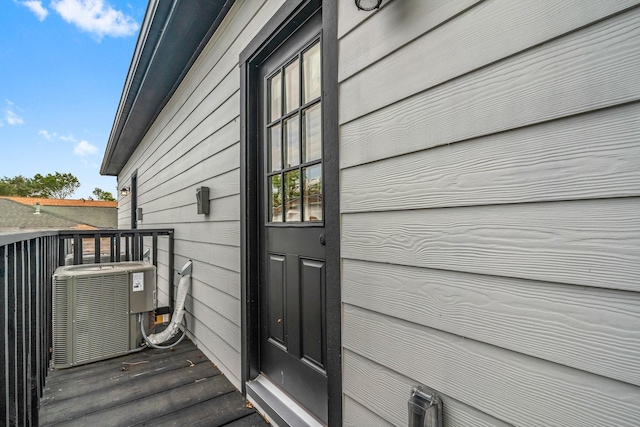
[246,375,326,427]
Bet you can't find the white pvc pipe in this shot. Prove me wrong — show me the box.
[143,269,191,347]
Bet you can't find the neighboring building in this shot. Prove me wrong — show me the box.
[0,197,117,232]
[101,1,640,426]
[0,197,118,255]
[0,198,89,233]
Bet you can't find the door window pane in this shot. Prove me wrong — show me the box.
[285,170,301,222]
[303,42,321,103]
[269,124,281,172]
[303,103,322,162]
[284,115,300,167]
[269,72,282,122]
[265,41,323,225]
[269,174,283,222]
[303,165,322,221]
[284,59,300,114]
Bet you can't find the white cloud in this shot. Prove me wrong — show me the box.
[21,1,49,21]
[73,140,98,156]
[39,129,57,140]
[51,0,139,40]
[59,133,78,142]
[3,101,24,126]
[5,110,23,125]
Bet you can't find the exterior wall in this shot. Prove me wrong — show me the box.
[117,0,285,389]
[114,0,640,423]
[339,1,640,426]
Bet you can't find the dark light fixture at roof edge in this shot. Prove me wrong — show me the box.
[120,187,130,197]
[355,0,382,11]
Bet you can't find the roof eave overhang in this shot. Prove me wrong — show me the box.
[101,0,235,176]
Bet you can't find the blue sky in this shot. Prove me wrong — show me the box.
[0,0,146,199]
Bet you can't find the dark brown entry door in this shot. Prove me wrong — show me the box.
[258,11,327,423]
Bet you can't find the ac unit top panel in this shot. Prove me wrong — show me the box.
[54,261,156,315]
[54,261,155,278]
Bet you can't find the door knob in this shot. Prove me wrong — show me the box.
[319,233,325,246]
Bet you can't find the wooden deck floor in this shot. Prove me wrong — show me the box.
[39,339,268,427]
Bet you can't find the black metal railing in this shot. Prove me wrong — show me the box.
[0,228,174,426]
[56,229,175,312]
[1,231,58,427]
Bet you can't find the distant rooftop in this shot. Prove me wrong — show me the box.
[0,197,117,231]
[2,197,117,208]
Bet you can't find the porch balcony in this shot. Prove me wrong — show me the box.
[1,229,266,427]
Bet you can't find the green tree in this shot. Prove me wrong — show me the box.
[0,175,33,196]
[92,187,116,201]
[30,172,80,199]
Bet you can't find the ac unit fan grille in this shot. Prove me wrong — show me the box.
[74,273,129,365]
[53,276,69,367]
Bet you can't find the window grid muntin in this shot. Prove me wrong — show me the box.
[266,38,322,224]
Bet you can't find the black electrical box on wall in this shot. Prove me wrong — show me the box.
[196,187,210,215]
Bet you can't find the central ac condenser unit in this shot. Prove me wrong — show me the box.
[52,262,155,369]
[64,253,127,265]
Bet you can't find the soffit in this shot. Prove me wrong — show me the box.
[101,0,235,176]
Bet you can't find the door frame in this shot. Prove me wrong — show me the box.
[239,0,340,425]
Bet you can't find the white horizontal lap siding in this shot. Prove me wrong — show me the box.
[171,221,239,247]
[343,350,511,427]
[172,251,240,299]
[136,96,241,197]
[141,170,239,220]
[344,305,640,426]
[134,88,240,195]
[343,259,640,386]
[116,196,130,228]
[344,396,392,427]
[190,277,241,326]
[186,289,240,348]
[172,239,240,274]
[342,103,640,212]
[144,195,240,225]
[339,0,481,82]
[185,312,242,389]
[138,145,240,207]
[342,199,640,291]
[339,1,640,425]
[339,0,638,123]
[341,5,640,168]
[115,0,287,388]
[117,217,129,229]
